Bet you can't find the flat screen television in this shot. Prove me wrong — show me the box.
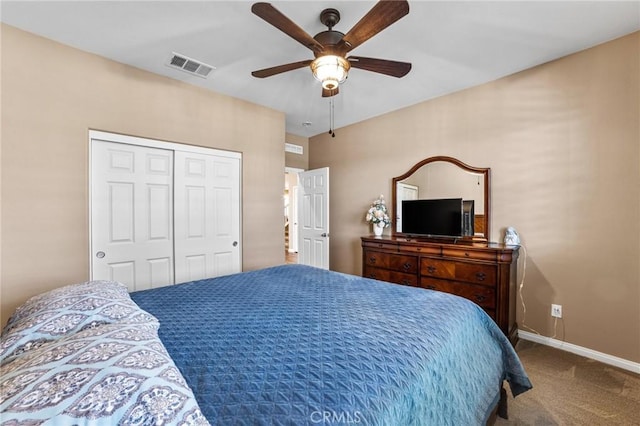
[402,198,463,238]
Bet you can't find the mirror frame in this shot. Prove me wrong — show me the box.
[392,156,491,241]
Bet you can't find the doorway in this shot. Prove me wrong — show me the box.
[284,167,302,264]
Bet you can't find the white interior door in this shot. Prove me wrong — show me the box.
[91,140,174,291]
[290,185,300,253]
[174,151,241,282]
[298,167,329,269]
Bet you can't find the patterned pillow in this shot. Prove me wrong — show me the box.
[3,280,130,329]
[0,322,210,425]
[1,281,159,365]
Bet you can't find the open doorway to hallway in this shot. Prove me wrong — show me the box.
[284,168,302,264]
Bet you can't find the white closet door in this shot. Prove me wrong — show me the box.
[174,151,241,283]
[91,140,174,291]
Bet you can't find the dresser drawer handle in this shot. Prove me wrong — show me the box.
[368,273,377,279]
[475,272,486,281]
[369,256,377,264]
[425,285,436,290]
[474,294,487,302]
[427,265,436,274]
[401,279,411,286]
[464,252,470,257]
[402,262,412,271]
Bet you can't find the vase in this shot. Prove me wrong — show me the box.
[373,223,384,236]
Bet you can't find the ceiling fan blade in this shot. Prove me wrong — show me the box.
[252,2,324,53]
[340,0,409,52]
[348,56,412,78]
[322,87,339,98]
[251,60,312,78]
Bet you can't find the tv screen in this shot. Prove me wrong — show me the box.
[402,198,463,237]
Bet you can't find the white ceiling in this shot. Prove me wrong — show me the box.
[2,1,638,137]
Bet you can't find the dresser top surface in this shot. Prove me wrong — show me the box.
[361,235,519,253]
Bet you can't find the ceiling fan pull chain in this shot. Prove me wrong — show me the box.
[328,97,332,136]
[332,98,336,137]
[328,97,336,138]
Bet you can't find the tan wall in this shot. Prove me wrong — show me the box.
[285,133,309,170]
[1,25,286,325]
[309,33,640,363]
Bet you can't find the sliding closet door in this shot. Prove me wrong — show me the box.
[174,151,241,283]
[91,131,242,290]
[91,140,174,291]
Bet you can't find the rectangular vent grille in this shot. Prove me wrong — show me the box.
[285,143,304,155]
[166,52,215,78]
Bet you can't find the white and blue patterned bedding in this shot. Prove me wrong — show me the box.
[1,280,158,365]
[130,264,532,425]
[1,281,209,425]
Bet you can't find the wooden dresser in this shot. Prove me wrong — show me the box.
[361,235,519,344]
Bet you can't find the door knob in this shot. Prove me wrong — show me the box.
[96,251,105,259]
[232,241,238,247]
[321,233,329,237]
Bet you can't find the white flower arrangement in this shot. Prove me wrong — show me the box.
[365,195,391,228]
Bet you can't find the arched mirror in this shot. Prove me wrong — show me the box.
[392,156,490,241]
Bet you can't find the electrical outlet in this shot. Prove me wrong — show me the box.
[551,304,562,318]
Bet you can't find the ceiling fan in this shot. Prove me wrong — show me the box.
[251,1,412,98]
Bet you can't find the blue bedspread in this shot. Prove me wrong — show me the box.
[131,264,531,425]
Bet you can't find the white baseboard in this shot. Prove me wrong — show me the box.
[518,330,640,375]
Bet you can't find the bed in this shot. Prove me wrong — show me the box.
[1,264,531,425]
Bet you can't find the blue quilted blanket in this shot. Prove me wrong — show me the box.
[131,264,531,425]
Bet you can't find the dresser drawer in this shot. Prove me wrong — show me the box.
[362,241,398,252]
[364,266,418,287]
[420,258,455,280]
[364,251,418,274]
[454,262,496,286]
[419,278,496,309]
[399,244,441,255]
[420,257,496,286]
[442,247,497,262]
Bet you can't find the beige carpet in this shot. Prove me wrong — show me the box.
[495,340,640,425]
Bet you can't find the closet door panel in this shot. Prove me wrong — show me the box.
[91,131,241,291]
[185,186,206,238]
[147,184,172,241]
[185,255,207,281]
[91,141,174,291]
[210,156,241,277]
[109,182,134,243]
[174,152,240,283]
[108,262,135,286]
[148,257,173,288]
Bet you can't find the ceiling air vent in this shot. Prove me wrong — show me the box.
[166,52,215,78]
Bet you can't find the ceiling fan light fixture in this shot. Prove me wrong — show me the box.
[310,55,350,90]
